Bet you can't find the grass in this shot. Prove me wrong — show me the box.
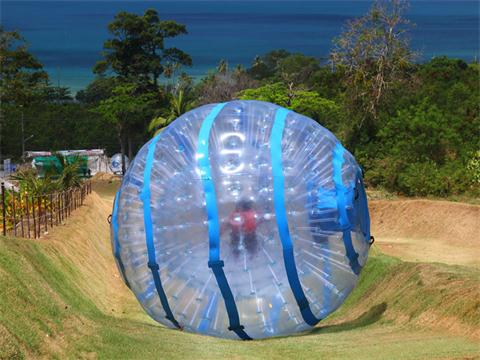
[91,180,121,200]
[0,190,479,359]
[1,236,478,359]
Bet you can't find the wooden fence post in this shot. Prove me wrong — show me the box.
[37,196,41,236]
[19,192,24,238]
[43,196,48,233]
[1,183,6,236]
[57,192,60,225]
[32,195,37,239]
[25,193,31,238]
[66,191,69,218]
[50,193,53,228]
[11,188,16,237]
[62,191,66,221]
[3,181,92,239]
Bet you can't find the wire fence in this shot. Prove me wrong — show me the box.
[0,181,92,239]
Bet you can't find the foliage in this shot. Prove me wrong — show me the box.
[276,54,320,87]
[76,77,118,105]
[10,155,84,195]
[366,101,478,196]
[247,49,292,80]
[248,50,323,89]
[239,83,341,131]
[40,86,73,103]
[466,151,480,186]
[94,9,192,88]
[10,168,59,195]
[0,27,48,105]
[95,83,154,172]
[1,2,478,198]
[54,154,84,189]
[148,89,193,135]
[331,0,415,149]
[95,83,154,134]
[195,61,258,104]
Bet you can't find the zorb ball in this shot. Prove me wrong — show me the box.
[110,153,129,174]
[111,100,372,340]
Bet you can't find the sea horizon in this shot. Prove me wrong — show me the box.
[2,0,479,93]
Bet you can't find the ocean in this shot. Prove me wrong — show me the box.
[1,1,479,93]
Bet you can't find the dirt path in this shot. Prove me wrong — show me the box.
[370,199,480,268]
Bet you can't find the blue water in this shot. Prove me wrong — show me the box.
[2,1,479,93]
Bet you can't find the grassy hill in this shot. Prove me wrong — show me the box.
[1,185,479,359]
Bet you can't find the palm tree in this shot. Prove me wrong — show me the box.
[148,90,193,136]
[55,154,83,189]
[10,167,59,195]
[217,59,228,75]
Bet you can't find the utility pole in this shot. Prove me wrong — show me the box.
[0,106,3,167]
[0,96,3,166]
[20,105,25,162]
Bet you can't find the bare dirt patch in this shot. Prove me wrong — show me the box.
[370,199,480,267]
[91,172,120,182]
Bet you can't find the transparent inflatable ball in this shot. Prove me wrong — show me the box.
[111,100,371,340]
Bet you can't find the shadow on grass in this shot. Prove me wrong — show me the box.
[312,302,387,334]
[106,303,388,342]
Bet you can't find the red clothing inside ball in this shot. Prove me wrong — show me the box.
[228,209,257,234]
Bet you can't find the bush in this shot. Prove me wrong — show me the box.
[397,161,445,196]
[363,99,478,197]
[239,83,342,132]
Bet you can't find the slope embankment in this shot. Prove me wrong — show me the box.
[370,199,480,268]
[0,184,479,359]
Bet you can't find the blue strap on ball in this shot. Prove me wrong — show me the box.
[141,134,182,329]
[270,107,322,327]
[198,103,252,341]
[332,142,361,275]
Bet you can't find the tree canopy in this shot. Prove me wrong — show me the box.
[1,2,478,198]
[94,9,192,88]
[331,0,415,148]
[0,27,48,105]
[94,83,154,172]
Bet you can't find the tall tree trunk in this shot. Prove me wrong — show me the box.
[117,126,126,175]
[120,139,126,175]
[127,135,133,163]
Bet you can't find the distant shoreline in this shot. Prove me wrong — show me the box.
[48,54,480,95]
[3,0,478,93]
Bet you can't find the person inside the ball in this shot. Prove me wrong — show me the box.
[221,199,265,259]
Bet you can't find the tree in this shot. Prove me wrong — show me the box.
[76,77,118,105]
[276,54,320,88]
[331,0,414,147]
[239,83,341,131]
[148,89,193,135]
[0,27,48,104]
[217,59,228,75]
[42,86,73,103]
[95,83,154,173]
[196,61,257,104]
[0,27,49,162]
[368,100,474,196]
[94,9,192,89]
[247,49,291,80]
